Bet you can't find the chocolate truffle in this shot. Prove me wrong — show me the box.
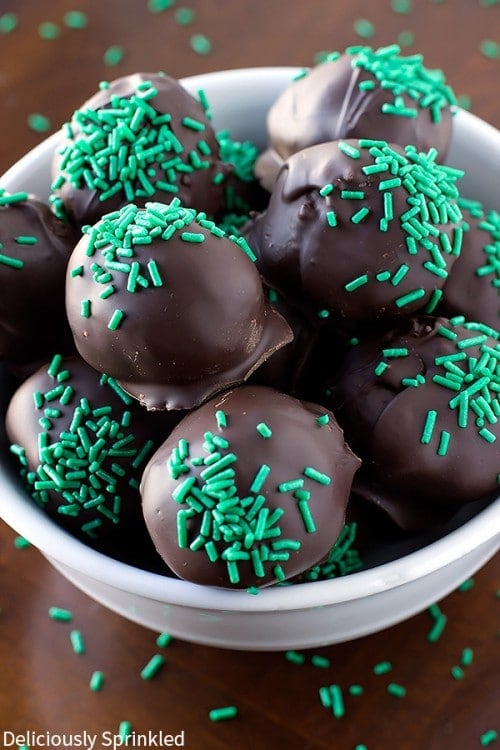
[256,44,456,191]
[247,139,464,330]
[440,201,500,330]
[50,72,231,227]
[65,200,292,410]
[140,385,361,588]
[6,354,183,566]
[0,189,77,367]
[328,315,500,530]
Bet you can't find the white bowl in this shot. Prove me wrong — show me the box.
[0,67,499,651]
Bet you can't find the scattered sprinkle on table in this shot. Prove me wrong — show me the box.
[27,113,51,133]
[70,629,85,655]
[89,670,105,691]
[48,606,73,622]
[190,33,212,55]
[458,578,475,592]
[156,632,173,648]
[174,7,196,25]
[373,660,392,675]
[140,653,165,680]
[209,706,238,722]
[14,535,31,549]
[427,603,448,642]
[118,721,132,740]
[480,730,499,746]
[353,18,375,38]
[349,684,364,696]
[285,650,306,664]
[103,45,125,66]
[387,682,407,697]
[479,40,500,58]
[63,11,88,29]
[398,30,415,47]
[0,12,18,33]
[148,0,175,11]
[38,21,60,40]
[311,654,331,668]
[391,0,413,12]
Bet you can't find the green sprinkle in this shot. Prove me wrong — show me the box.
[316,414,330,426]
[70,629,85,655]
[118,721,132,740]
[421,409,438,444]
[330,684,345,718]
[387,682,407,697]
[451,665,465,680]
[215,410,227,429]
[345,274,369,292]
[174,7,195,24]
[480,730,499,747]
[0,254,23,269]
[48,606,73,622]
[108,309,125,330]
[395,287,426,308]
[156,632,173,648]
[38,21,60,39]
[190,34,212,55]
[311,655,331,668]
[89,670,104,691]
[427,605,447,642]
[319,183,334,197]
[103,45,125,67]
[303,466,331,485]
[209,706,238,722]
[353,18,375,38]
[15,235,38,245]
[437,430,451,456]
[373,660,392,675]
[285,650,306,664]
[391,0,412,12]
[374,361,389,376]
[140,653,165,680]
[14,535,31,549]
[349,684,364,696]
[148,0,175,10]
[338,141,360,159]
[63,11,88,29]
[27,113,51,133]
[351,206,370,224]
[180,231,205,243]
[0,13,18,33]
[256,422,272,439]
[458,578,475,592]
[480,40,500,59]
[326,210,338,227]
[461,647,474,667]
[398,30,415,47]
[341,190,365,200]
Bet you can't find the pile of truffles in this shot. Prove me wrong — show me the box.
[3,44,499,590]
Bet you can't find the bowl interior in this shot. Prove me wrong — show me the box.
[0,67,498,615]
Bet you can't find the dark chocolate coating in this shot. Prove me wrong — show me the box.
[141,385,361,588]
[6,355,183,567]
[255,54,453,191]
[328,316,500,530]
[0,195,78,366]
[247,140,461,329]
[51,73,231,228]
[65,205,292,410]
[440,208,500,330]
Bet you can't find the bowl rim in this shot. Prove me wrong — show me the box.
[0,66,499,614]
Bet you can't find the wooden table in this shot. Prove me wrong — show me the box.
[0,2,498,749]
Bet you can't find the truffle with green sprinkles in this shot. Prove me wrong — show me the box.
[50,72,231,227]
[329,315,500,530]
[248,138,464,329]
[0,190,78,365]
[140,385,360,588]
[65,199,292,411]
[440,200,500,330]
[255,43,455,190]
[6,354,183,565]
